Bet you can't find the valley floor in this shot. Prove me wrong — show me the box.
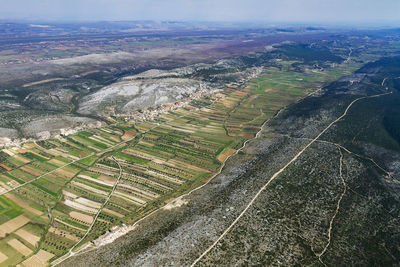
[59,57,400,266]
[0,58,359,266]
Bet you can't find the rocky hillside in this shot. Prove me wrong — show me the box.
[62,56,400,266]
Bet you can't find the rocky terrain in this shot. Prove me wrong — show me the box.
[77,59,265,117]
[1,21,400,267]
[3,26,399,146]
[78,76,208,116]
[20,115,102,139]
[61,56,400,266]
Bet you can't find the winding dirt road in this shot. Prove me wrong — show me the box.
[191,91,392,266]
[52,156,123,266]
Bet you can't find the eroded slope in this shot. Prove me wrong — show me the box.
[62,57,400,266]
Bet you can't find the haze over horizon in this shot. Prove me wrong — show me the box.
[0,0,399,25]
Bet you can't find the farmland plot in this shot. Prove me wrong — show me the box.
[0,58,361,265]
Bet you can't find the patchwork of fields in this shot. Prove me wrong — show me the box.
[0,60,360,266]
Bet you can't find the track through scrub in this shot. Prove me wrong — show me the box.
[190,91,391,266]
[316,147,346,266]
[50,104,285,266]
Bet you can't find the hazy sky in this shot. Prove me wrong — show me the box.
[0,0,399,24]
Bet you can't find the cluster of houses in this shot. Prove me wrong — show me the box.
[120,88,221,122]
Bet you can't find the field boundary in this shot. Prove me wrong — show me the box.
[190,91,391,266]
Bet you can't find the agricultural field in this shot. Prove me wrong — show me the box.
[0,55,372,266]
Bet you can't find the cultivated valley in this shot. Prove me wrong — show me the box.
[0,21,399,266]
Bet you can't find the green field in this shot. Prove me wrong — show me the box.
[0,50,388,266]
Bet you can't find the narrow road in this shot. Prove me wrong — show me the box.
[176,106,283,203]
[0,122,154,197]
[0,151,96,197]
[50,103,286,266]
[317,147,346,265]
[286,135,392,178]
[52,124,160,266]
[191,91,391,266]
[52,156,123,266]
[344,48,352,63]
[382,77,388,87]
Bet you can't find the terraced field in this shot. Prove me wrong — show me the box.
[0,59,363,266]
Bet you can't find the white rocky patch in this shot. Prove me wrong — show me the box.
[78,74,204,115]
[121,78,201,112]
[0,128,19,146]
[78,81,141,114]
[21,115,100,138]
[50,52,137,66]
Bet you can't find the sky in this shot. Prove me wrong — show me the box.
[0,0,399,25]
